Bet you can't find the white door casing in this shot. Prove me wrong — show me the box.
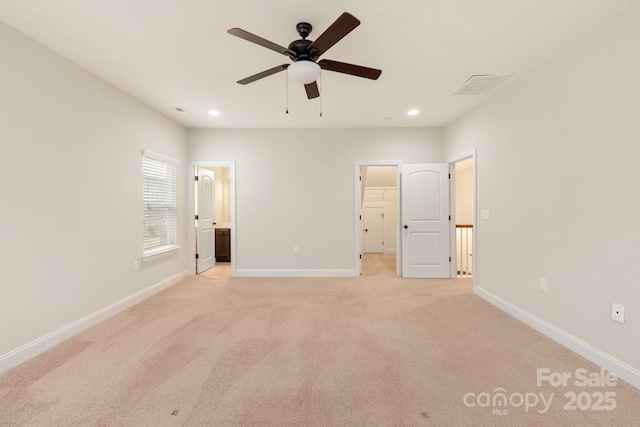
[401,164,450,278]
[363,206,384,253]
[196,168,215,273]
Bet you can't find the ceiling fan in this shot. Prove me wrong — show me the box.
[227,12,381,100]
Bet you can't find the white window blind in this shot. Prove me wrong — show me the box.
[142,150,178,256]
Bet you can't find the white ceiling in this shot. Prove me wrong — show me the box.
[1,0,637,129]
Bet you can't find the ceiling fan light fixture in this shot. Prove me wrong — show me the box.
[288,60,321,85]
[228,13,380,101]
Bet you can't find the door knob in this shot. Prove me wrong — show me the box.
[365,229,368,232]
[404,225,408,229]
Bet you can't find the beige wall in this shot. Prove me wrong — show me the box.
[188,128,443,274]
[444,3,640,380]
[0,22,188,359]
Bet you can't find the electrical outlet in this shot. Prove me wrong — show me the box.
[133,261,140,272]
[611,303,625,323]
[539,278,548,293]
[294,246,300,254]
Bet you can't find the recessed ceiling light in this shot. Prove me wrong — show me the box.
[407,109,420,116]
[208,109,221,116]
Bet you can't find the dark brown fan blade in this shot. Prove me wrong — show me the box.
[318,59,381,80]
[307,12,360,58]
[237,64,289,85]
[228,28,296,59]
[304,82,320,99]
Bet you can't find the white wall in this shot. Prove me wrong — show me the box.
[444,4,640,380]
[188,128,443,274]
[0,22,188,363]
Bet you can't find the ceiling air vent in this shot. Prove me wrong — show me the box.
[175,107,191,115]
[454,74,512,95]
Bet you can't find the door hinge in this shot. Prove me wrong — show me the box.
[448,173,451,179]
[382,241,384,245]
[360,254,362,259]
[449,256,452,262]
[194,175,199,181]
[196,254,199,259]
[359,176,362,181]
[449,215,451,221]
[359,215,362,220]
[382,213,384,218]
[195,214,199,220]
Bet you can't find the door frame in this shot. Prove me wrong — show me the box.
[188,160,236,276]
[447,148,477,284]
[354,160,402,276]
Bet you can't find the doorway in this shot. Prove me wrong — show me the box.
[448,150,476,283]
[188,161,236,277]
[355,162,401,276]
[453,159,473,277]
[355,162,453,278]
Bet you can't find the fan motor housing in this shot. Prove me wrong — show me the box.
[288,38,314,60]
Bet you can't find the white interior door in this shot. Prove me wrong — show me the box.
[401,164,450,278]
[363,206,384,253]
[196,168,215,273]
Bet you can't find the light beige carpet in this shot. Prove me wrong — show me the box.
[1,255,638,426]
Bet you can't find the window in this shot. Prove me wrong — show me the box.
[142,150,179,258]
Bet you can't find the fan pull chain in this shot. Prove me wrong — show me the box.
[285,72,289,114]
[319,73,323,117]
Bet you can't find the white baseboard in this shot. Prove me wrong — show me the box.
[234,269,357,278]
[474,286,640,391]
[0,270,188,374]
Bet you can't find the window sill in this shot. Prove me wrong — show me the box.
[142,245,181,263]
